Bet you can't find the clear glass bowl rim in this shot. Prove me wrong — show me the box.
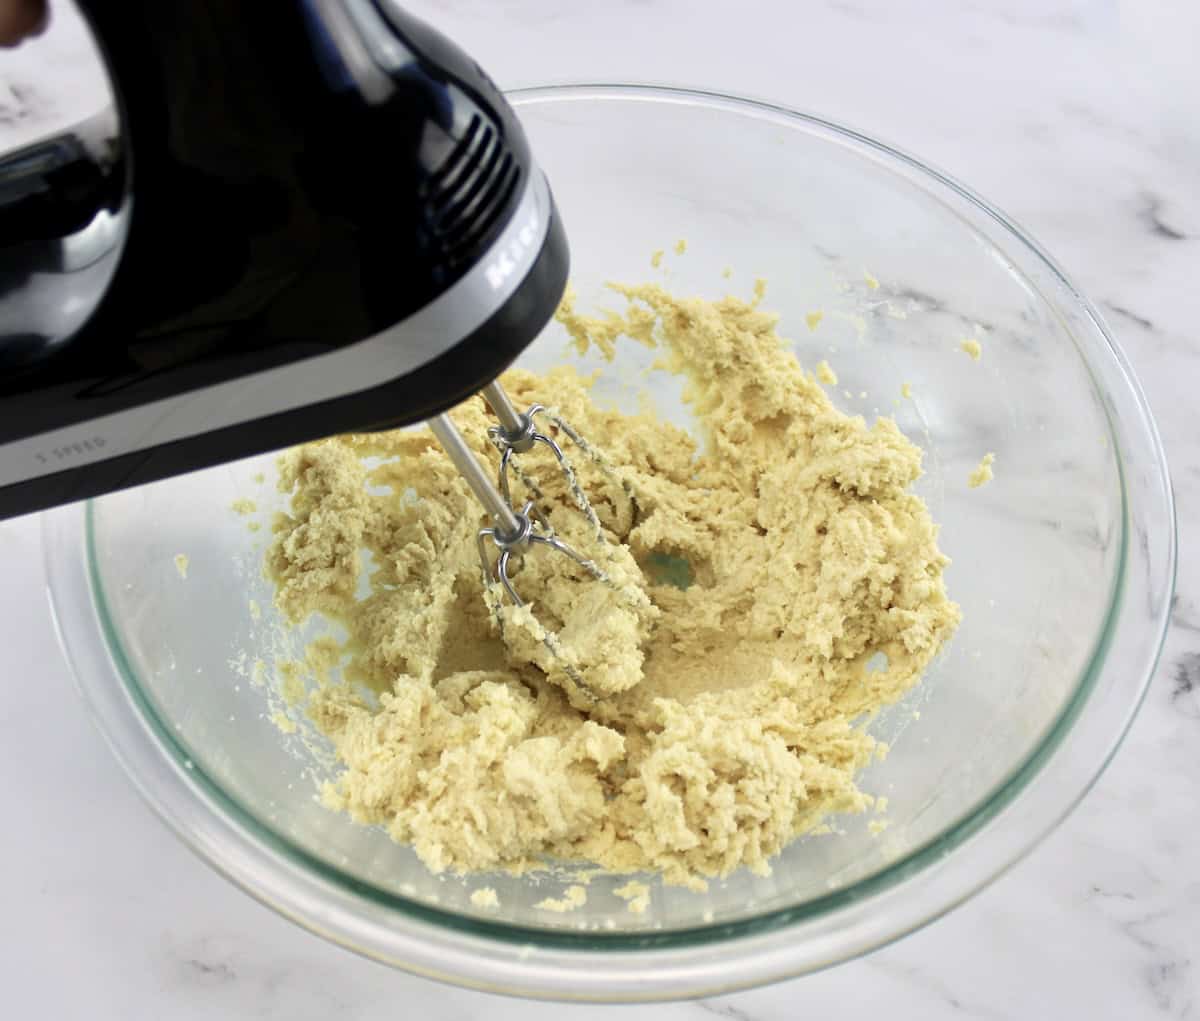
[42,83,1176,1001]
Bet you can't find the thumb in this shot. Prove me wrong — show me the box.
[0,0,48,48]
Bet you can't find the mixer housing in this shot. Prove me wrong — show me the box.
[0,0,569,518]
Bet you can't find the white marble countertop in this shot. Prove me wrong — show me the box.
[2,0,1197,1017]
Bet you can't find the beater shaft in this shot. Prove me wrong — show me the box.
[480,381,536,453]
[480,376,537,453]
[427,413,522,539]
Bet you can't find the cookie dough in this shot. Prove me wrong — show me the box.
[535,885,588,913]
[614,879,651,914]
[470,887,500,909]
[265,283,959,889]
[969,452,995,488]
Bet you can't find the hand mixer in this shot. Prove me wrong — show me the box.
[0,2,623,627]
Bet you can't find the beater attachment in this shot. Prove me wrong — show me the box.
[479,381,606,542]
[427,396,642,698]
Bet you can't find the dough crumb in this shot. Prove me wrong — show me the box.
[868,819,889,835]
[231,498,257,514]
[968,452,995,488]
[864,270,880,289]
[470,887,500,909]
[752,277,767,304]
[721,266,733,279]
[815,360,838,386]
[674,238,687,255]
[901,382,913,399]
[805,310,824,331]
[277,661,307,705]
[249,599,261,621]
[271,710,297,734]
[651,249,664,268]
[247,521,261,533]
[960,337,982,361]
[252,472,265,484]
[174,554,189,579]
[535,885,587,913]
[615,879,651,914]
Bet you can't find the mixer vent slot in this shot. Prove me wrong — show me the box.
[422,114,522,270]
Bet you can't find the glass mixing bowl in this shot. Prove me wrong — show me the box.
[43,85,1174,1001]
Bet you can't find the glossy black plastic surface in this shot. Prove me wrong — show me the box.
[0,209,567,518]
[0,0,564,518]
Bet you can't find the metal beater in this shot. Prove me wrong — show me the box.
[427,381,646,693]
[427,399,608,610]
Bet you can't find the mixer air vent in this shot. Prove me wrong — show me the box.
[420,114,522,271]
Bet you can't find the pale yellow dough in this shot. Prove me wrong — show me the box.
[470,887,500,909]
[535,885,588,913]
[614,879,651,914]
[969,452,995,488]
[265,283,959,889]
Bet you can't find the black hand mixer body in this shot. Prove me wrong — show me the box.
[0,0,568,518]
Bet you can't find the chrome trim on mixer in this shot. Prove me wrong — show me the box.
[0,170,552,489]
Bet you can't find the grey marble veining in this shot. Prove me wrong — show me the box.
[1,0,1197,1017]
